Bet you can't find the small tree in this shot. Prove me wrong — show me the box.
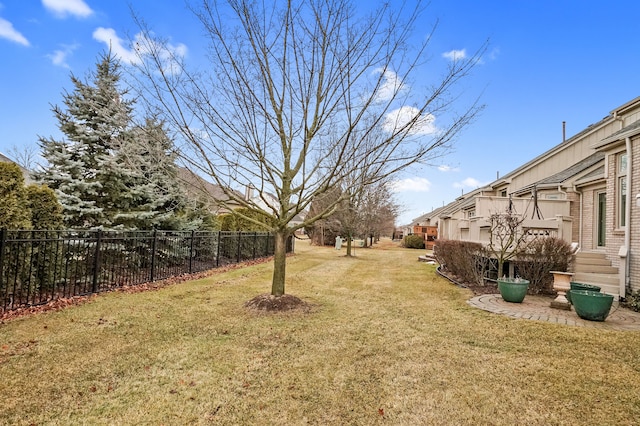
[486,207,531,278]
[305,188,343,246]
[132,0,485,299]
[25,185,63,230]
[359,182,399,246]
[0,162,31,230]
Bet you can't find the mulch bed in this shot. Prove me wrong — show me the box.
[244,293,312,313]
[435,266,499,295]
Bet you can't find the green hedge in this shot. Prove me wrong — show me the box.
[402,234,425,249]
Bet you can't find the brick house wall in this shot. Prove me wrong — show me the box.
[604,153,625,269]
[576,183,603,252]
[567,191,581,244]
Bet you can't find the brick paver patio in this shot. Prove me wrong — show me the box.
[468,294,640,331]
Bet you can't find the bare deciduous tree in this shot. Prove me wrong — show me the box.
[487,207,532,278]
[7,144,39,171]
[131,0,485,299]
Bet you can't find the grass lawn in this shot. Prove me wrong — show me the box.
[1,239,639,425]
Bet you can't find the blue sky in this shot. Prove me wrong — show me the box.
[1,0,639,225]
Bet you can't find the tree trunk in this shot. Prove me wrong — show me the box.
[345,232,353,256]
[271,230,289,296]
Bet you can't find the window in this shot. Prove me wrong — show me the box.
[618,153,628,227]
[466,208,476,219]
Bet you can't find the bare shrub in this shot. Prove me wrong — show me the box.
[434,239,488,285]
[515,237,574,294]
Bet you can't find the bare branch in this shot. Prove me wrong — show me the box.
[129,0,485,295]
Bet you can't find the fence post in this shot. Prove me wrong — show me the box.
[265,233,269,257]
[253,232,257,259]
[237,232,242,263]
[0,228,6,275]
[216,231,221,268]
[150,229,158,282]
[189,230,195,273]
[0,228,6,309]
[92,230,102,294]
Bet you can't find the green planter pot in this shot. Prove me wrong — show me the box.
[498,278,530,303]
[567,282,601,304]
[571,290,614,322]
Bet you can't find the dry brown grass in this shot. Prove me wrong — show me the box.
[1,239,640,425]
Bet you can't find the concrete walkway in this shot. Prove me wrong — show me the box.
[468,294,640,331]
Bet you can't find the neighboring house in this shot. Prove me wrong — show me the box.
[0,152,32,184]
[247,189,307,232]
[177,168,244,214]
[432,96,640,299]
[402,212,438,248]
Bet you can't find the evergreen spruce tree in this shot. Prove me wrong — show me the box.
[116,118,194,230]
[35,52,135,229]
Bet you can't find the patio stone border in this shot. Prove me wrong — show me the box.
[468,294,640,331]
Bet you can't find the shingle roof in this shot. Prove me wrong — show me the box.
[511,152,605,195]
[574,165,605,186]
[596,118,640,147]
[536,151,605,185]
[177,168,243,213]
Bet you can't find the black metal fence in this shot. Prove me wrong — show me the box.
[0,229,293,313]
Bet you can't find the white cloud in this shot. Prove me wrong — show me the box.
[93,27,140,65]
[373,68,406,102]
[453,177,487,189]
[383,106,437,136]
[93,28,187,72]
[390,177,432,193]
[0,17,29,46]
[46,43,78,68]
[442,49,466,61]
[42,0,93,18]
[438,165,460,172]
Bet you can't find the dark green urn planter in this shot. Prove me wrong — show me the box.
[567,282,601,304]
[571,290,614,322]
[498,278,530,303]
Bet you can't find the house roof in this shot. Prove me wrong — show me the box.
[594,118,640,149]
[574,165,605,187]
[485,98,640,189]
[458,196,477,210]
[177,168,243,213]
[439,198,466,219]
[512,151,605,196]
[493,115,610,186]
[409,203,450,225]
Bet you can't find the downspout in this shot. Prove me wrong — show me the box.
[573,185,583,248]
[623,136,632,299]
[557,185,568,241]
